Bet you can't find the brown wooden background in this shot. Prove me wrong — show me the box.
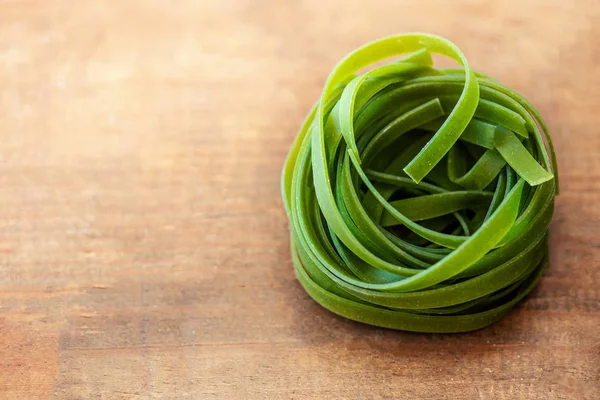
[0,0,599,399]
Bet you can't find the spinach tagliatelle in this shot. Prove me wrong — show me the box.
[281,33,558,333]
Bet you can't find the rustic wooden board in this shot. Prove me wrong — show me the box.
[0,0,598,399]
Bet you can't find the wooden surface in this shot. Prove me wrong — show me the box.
[0,0,599,399]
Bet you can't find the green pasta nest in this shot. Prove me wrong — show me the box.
[281,33,558,333]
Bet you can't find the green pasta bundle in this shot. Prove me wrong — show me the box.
[281,33,558,333]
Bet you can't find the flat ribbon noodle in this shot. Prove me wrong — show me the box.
[281,33,558,333]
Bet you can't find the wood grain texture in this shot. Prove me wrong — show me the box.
[0,0,599,399]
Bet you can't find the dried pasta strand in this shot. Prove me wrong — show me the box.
[281,33,558,333]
